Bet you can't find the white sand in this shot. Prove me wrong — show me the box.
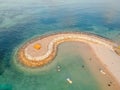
[90,43,120,84]
[18,32,120,86]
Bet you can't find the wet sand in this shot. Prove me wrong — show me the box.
[90,44,120,86]
[17,32,120,88]
[58,42,120,90]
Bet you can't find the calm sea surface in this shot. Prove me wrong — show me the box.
[0,1,120,90]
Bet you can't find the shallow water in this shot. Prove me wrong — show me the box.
[0,43,102,90]
[0,1,120,90]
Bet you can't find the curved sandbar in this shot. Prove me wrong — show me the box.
[17,32,120,87]
[18,32,120,67]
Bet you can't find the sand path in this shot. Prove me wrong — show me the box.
[18,32,120,86]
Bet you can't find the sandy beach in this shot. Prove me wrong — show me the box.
[17,32,120,88]
[58,42,120,90]
[90,43,120,85]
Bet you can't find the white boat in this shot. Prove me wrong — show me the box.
[66,78,72,84]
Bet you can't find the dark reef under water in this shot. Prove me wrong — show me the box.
[0,4,120,89]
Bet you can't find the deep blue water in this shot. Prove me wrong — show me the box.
[0,2,120,90]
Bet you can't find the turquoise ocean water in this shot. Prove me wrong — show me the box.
[0,1,120,90]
